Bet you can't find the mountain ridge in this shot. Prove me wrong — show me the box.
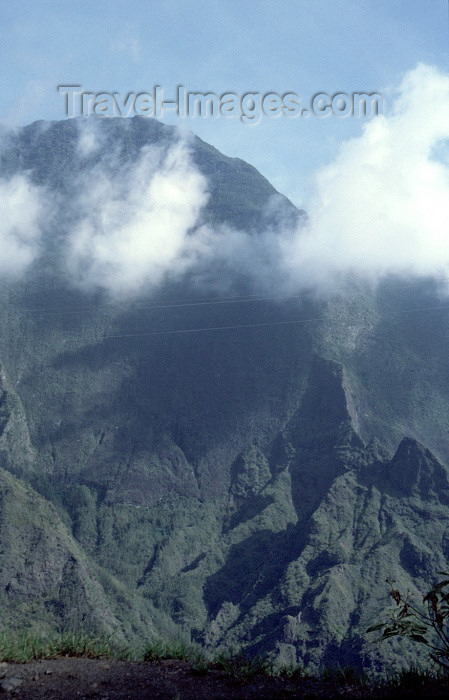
[0,118,448,672]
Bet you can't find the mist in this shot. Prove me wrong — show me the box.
[66,132,210,297]
[199,63,449,296]
[0,174,45,277]
[283,63,449,292]
[187,65,449,296]
[1,63,448,298]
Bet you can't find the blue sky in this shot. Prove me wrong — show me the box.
[1,0,448,206]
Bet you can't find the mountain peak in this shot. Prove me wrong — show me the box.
[387,437,449,501]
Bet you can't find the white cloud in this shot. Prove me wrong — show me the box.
[57,63,449,298]
[135,63,449,298]
[76,121,103,157]
[0,174,45,277]
[281,63,449,291]
[67,134,209,296]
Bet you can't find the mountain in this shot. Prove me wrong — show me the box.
[0,117,448,672]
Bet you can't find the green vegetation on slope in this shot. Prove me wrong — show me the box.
[0,119,448,674]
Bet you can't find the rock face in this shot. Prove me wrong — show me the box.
[387,437,449,501]
[0,465,169,641]
[0,118,449,672]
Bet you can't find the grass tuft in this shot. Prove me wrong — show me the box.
[321,665,366,686]
[0,631,133,662]
[213,650,272,678]
[142,639,204,663]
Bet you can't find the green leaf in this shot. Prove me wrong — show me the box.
[430,580,449,592]
[398,607,410,619]
[366,623,388,633]
[381,629,399,640]
[409,634,428,645]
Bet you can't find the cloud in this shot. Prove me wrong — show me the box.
[281,63,449,291]
[76,121,103,157]
[0,174,45,277]
[3,63,447,298]
[106,62,449,299]
[66,134,210,296]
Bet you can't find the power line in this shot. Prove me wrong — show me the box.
[19,292,313,317]
[13,276,449,318]
[5,285,449,340]
[103,304,449,340]
[104,315,323,339]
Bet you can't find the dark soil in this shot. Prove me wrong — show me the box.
[0,658,448,699]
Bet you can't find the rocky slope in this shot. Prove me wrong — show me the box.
[0,118,448,672]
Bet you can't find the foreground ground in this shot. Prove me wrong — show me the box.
[0,658,449,699]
